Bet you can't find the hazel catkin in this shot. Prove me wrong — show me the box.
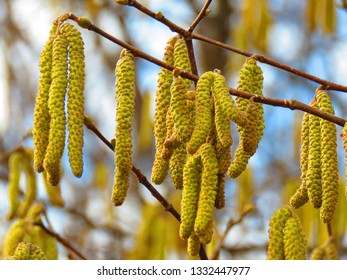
[316,89,339,223]
[111,50,136,206]
[6,242,47,260]
[342,122,347,200]
[187,72,214,155]
[306,100,322,208]
[60,23,85,178]
[151,36,177,185]
[290,111,310,208]
[267,206,291,260]
[283,216,307,260]
[6,152,22,220]
[180,155,202,240]
[43,34,69,186]
[33,22,57,173]
[194,143,218,242]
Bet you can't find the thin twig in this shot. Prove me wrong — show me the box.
[35,222,87,260]
[188,0,213,33]
[83,116,209,260]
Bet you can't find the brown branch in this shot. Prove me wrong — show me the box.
[83,116,208,260]
[34,222,87,260]
[72,16,347,127]
[192,33,347,93]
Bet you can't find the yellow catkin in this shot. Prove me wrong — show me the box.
[180,155,202,240]
[2,219,26,257]
[169,144,187,189]
[316,90,339,223]
[151,36,177,184]
[267,206,291,260]
[18,153,37,218]
[6,152,22,220]
[283,216,307,260]
[342,122,347,200]
[60,23,85,178]
[228,58,265,178]
[290,111,310,208]
[173,37,191,86]
[324,242,338,260]
[215,140,231,209]
[33,22,57,173]
[310,247,324,260]
[43,34,68,186]
[194,143,219,241]
[6,242,47,260]
[162,107,178,161]
[111,50,135,206]
[43,171,65,207]
[170,74,191,143]
[187,233,200,257]
[187,72,214,155]
[305,100,322,208]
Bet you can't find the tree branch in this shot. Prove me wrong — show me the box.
[188,0,212,33]
[83,116,209,260]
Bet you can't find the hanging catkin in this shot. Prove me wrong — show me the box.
[43,33,68,186]
[283,216,307,260]
[228,58,264,178]
[111,50,136,206]
[151,36,177,184]
[342,122,347,200]
[180,155,202,240]
[5,242,47,260]
[33,22,57,173]
[267,206,291,260]
[187,72,214,155]
[290,111,310,208]
[60,23,85,178]
[194,143,218,242]
[6,152,22,220]
[306,100,322,208]
[316,89,339,223]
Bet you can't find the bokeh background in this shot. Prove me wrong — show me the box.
[1,0,347,260]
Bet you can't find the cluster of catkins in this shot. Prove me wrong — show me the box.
[6,149,64,222]
[2,202,58,260]
[33,18,85,186]
[267,206,307,260]
[289,89,339,224]
[149,36,265,256]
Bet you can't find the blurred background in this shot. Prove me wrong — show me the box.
[1,0,347,260]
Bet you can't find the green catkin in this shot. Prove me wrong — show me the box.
[18,155,37,218]
[242,101,260,155]
[316,90,339,223]
[305,100,322,208]
[169,144,187,189]
[187,72,214,155]
[290,111,310,208]
[173,37,191,85]
[6,152,22,220]
[180,155,202,240]
[43,171,65,207]
[2,220,26,258]
[60,23,85,178]
[6,242,47,260]
[283,216,307,260]
[170,75,191,143]
[43,34,68,186]
[187,233,200,257]
[33,22,57,173]
[194,143,219,239]
[342,123,347,200]
[151,36,177,184]
[228,58,265,178]
[310,247,324,260]
[111,50,135,206]
[267,206,291,260]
